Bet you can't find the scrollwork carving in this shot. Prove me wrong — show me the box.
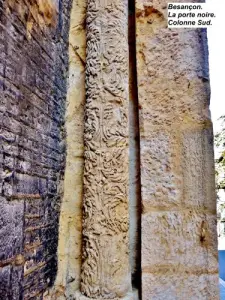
[81,0,131,298]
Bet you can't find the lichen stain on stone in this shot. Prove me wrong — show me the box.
[6,0,58,38]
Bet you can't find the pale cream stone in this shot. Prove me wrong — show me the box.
[182,128,216,210]
[50,0,218,299]
[142,273,219,300]
[52,0,86,298]
[142,211,218,272]
[140,130,182,211]
[73,290,137,300]
[80,0,131,298]
[136,0,219,298]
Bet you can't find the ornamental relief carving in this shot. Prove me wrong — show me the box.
[81,0,131,298]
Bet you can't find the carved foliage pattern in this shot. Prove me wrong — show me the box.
[81,0,130,298]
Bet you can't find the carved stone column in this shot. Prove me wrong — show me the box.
[81,0,131,299]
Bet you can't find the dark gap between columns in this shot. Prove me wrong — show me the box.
[128,0,142,299]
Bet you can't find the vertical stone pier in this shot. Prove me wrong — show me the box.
[136,1,219,299]
[81,0,131,298]
[0,0,220,299]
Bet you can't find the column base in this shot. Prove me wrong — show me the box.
[74,289,139,300]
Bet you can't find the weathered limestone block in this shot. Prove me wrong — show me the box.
[182,128,216,210]
[81,0,131,298]
[0,266,11,299]
[136,0,219,298]
[142,211,218,272]
[140,130,182,211]
[5,0,59,36]
[53,0,87,297]
[142,273,219,300]
[74,290,136,300]
[0,0,219,298]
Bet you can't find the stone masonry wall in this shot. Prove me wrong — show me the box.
[0,1,72,299]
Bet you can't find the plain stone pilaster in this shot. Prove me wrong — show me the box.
[136,0,219,299]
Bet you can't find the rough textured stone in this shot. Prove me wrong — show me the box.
[53,0,86,298]
[142,273,219,300]
[140,130,182,211]
[81,0,131,298]
[142,211,218,272]
[73,290,137,300]
[182,128,216,210]
[136,0,218,298]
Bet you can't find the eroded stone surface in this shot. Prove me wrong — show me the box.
[142,273,219,300]
[53,0,86,298]
[73,290,137,300]
[136,0,218,298]
[142,211,218,272]
[182,128,216,210]
[81,0,131,298]
[140,130,182,211]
